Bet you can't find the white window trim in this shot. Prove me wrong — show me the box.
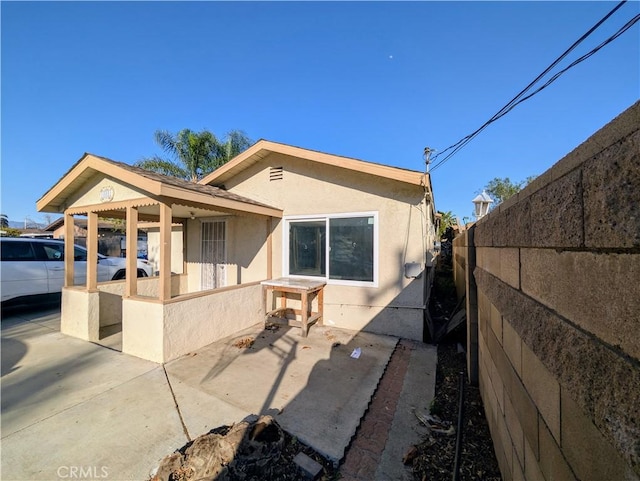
[283,211,379,288]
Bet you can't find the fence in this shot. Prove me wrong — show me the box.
[453,102,639,481]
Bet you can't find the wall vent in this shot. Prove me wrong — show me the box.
[270,166,284,181]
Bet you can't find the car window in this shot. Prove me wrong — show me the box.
[74,247,87,261]
[40,243,65,261]
[0,242,37,261]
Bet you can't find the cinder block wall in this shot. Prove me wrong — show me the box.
[453,234,467,300]
[454,102,639,481]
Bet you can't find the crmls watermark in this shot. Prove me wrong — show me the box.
[57,466,109,479]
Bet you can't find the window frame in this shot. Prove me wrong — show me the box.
[283,211,379,287]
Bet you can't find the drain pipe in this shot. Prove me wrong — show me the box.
[452,371,465,481]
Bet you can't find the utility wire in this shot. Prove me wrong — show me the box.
[430,1,637,172]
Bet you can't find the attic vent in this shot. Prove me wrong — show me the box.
[270,166,284,181]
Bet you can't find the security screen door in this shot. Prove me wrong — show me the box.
[201,220,226,290]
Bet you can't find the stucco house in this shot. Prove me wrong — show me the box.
[37,140,438,363]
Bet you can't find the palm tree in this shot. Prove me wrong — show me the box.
[135,129,252,182]
[437,211,456,238]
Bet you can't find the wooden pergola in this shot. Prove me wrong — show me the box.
[37,153,282,302]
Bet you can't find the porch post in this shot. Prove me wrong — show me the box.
[266,217,273,279]
[64,212,75,287]
[125,205,139,297]
[86,211,98,290]
[159,202,172,301]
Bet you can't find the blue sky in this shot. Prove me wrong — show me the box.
[2,1,638,225]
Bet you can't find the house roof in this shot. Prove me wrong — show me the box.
[199,139,430,188]
[36,153,282,218]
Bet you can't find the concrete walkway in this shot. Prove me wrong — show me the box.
[1,304,436,480]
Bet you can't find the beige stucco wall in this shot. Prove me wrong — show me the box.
[146,226,184,275]
[184,216,270,293]
[122,298,165,363]
[121,283,264,363]
[61,288,100,341]
[213,153,433,340]
[67,175,147,209]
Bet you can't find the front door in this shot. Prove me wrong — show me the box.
[201,220,226,290]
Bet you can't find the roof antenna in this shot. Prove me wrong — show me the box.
[423,147,435,173]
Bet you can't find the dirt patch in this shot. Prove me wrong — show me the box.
[232,337,255,349]
[410,240,501,480]
[410,342,501,480]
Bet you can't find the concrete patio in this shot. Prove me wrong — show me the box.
[1,303,436,480]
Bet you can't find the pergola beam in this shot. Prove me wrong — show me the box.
[159,203,172,301]
[86,211,98,290]
[64,212,75,287]
[126,206,139,297]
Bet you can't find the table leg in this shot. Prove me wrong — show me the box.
[263,286,268,327]
[317,287,324,326]
[301,292,309,337]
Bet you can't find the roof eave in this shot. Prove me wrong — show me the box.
[199,140,425,187]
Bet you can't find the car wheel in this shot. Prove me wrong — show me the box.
[112,270,126,281]
[137,269,148,278]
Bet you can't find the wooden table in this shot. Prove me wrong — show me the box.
[261,277,326,337]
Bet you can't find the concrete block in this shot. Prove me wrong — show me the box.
[490,350,505,416]
[490,302,502,343]
[538,415,577,481]
[496,407,514,477]
[478,247,520,289]
[478,288,490,340]
[476,247,498,277]
[521,343,560,443]
[474,217,493,247]
[499,190,521,213]
[512,451,525,481]
[522,168,554,201]
[561,393,636,481]
[521,249,640,360]
[505,391,524,467]
[529,168,583,248]
[475,269,640,466]
[483,358,500,431]
[524,437,544,479]
[293,452,323,480]
[549,102,639,185]
[500,248,520,289]
[502,318,522,380]
[583,130,640,248]
[507,302,640,476]
[508,374,539,461]
[495,196,531,248]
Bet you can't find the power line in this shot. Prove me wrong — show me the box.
[430,1,638,173]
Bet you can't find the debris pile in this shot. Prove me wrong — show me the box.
[151,415,336,481]
[152,415,284,480]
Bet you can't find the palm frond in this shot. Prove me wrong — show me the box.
[135,157,189,179]
[144,128,252,182]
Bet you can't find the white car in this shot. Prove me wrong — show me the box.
[0,237,153,304]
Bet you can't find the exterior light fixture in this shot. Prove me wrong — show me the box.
[189,212,196,220]
[472,191,493,220]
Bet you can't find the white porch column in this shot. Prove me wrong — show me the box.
[64,212,75,287]
[125,206,139,297]
[86,211,98,290]
[159,202,172,301]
